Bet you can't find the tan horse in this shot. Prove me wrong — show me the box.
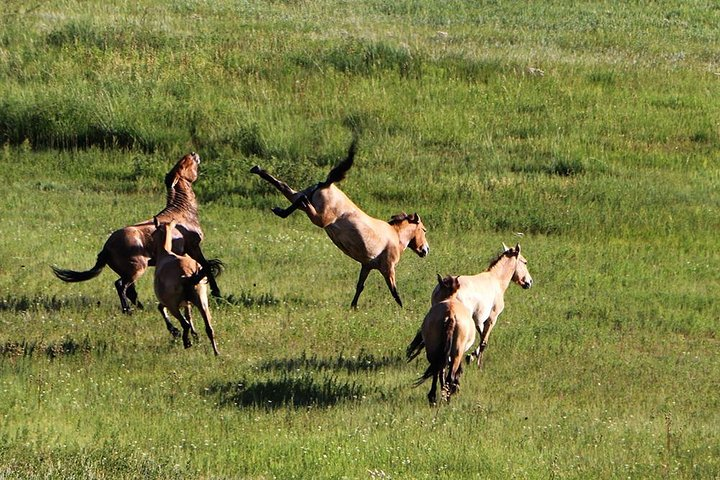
[152,219,219,355]
[407,274,475,405]
[430,243,533,366]
[51,152,221,313]
[250,140,429,307]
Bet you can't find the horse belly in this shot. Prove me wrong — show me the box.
[455,291,492,325]
[324,218,380,264]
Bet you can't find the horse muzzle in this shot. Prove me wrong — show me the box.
[417,245,430,258]
[521,278,533,289]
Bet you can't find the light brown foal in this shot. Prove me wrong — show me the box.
[250,140,429,307]
[407,274,475,405]
[153,219,219,356]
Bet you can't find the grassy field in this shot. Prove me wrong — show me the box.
[1,0,719,478]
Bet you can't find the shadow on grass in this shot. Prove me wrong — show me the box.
[259,349,406,374]
[0,294,99,312]
[1,336,109,359]
[206,349,404,410]
[206,373,370,410]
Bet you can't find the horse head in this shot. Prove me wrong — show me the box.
[390,212,429,258]
[435,273,460,300]
[502,242,533,289]
[165,152,200,190]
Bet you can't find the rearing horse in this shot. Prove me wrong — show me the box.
[51,152,221,313]
[250,140,429,307]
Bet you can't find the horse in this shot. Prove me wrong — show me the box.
[152,218,219,355]
[429,243,533,366]
[250,139,429,308]
[51,152,221,314]
[406,274,475,405]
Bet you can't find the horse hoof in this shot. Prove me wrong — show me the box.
[250,165,261,174]
[169,328,181,338]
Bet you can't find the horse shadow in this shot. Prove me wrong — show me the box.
[205,349,405,410]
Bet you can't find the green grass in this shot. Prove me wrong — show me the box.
[1,0,719,478]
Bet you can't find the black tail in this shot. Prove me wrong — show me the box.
[321,137,357,187]
[406,330,425,362]
[51,249,108,283]
[413,314,454,387]
[183,258,224,287]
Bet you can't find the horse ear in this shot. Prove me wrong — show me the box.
[515,243,521,254]
[436,273,443,284]
[502,242,510,252]
[411,213,420,224]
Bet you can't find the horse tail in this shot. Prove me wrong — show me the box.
[51,248,108,283]
[406,330,425,362]
[207,258,224,279]
[182,259,224,287]
[321,137,357,187]
[413,313,454,387]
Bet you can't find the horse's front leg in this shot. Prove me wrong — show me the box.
[350,264,371,308]
[381,265,403,307]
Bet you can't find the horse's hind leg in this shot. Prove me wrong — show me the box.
[250,166,324,221]
[351,265,372,308]
[114,278,133,314]
[157,305,181,338]
[427,372,439,406]
[167,307,193,349]
[195,295,219,356]
[250,166,300,202]
[126,283,144,310]
[184,305,199,341]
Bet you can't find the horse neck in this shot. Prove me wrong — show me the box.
[487,256,517,292]
[156,179,199,222]
[392,222,417,250]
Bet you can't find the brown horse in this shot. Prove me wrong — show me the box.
[430,243,533,366]
[152,219,219,355]
[250,140,429,307]
[407,274,475,405]
[51,152,221,313]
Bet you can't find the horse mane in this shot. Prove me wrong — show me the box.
[155,161,199,223]
[388,212,419,225]
[485,250,509,271]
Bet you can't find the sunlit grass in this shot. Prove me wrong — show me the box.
[0,0,718,478]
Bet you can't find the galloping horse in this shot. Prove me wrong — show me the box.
[250,140,429,307]
[408,243,533,367]
[407,274,475,405]
[152,219,219,355]
[431,243,533,365]
[51,152,221,313]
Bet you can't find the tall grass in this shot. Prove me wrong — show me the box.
[0,0,718,478]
